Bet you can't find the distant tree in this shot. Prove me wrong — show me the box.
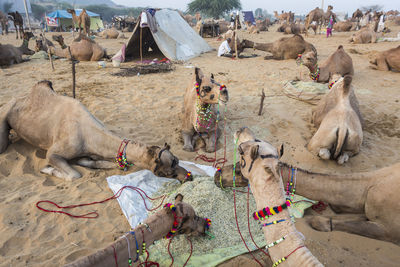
[3,2,14,13]
[360,5,384,13]
[188,0,241,19]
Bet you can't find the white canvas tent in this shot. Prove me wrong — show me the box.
[118,9,212,61]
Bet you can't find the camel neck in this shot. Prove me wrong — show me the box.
[279,163,371,213]
[248,169,322,266]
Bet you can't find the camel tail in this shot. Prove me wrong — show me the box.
[333,127,349,159]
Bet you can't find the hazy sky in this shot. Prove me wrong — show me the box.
[113,0,398,15]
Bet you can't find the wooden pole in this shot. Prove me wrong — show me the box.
[235,15,239,60]
[140,26,143,62]
[22,0,32,32]
[68,47,76,98]
[258,89,266,116]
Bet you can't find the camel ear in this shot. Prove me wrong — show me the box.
[195,67,203,85]
[250,145,259,160]
[164,143,171,150]
[148,146,158,158]
[211,73,214,80]
[343,75,352,88]
[278,144,284,159]
[175,194,184,203]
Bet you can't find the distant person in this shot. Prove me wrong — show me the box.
[230,13,235,28]
[218,38,232,57]
[327,15,335,37]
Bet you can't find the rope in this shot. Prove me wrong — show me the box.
[111,244,119,267]
[36,186,166,219]
[167,236,193,267]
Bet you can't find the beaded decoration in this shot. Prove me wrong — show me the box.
[164,203,179,239]
[309,67,320,81]
[186,171,192,180]
[328,81,335,89]
[195,101,213,131]
[205,218,212,229]
[252,199,292,220]
[272,257,287,267]
[116,139,134,171]
[129,230,140,263]
[195,82,200,97]
[296,54,303,66]
[261,219,286,227]
[285,168,296,200]
[123,235,132,266]
[265,236,286,249]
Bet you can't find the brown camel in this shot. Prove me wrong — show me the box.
[8,11,24,39]
[301,45,354,83]
[305,5,333,36]
[333,20,354,32]
[370,45,400,72]
[255,18,269,31]
[215,158,400,245]
[0,32,35,66]
[67,9,91,36]
[0,81,190,182]
[182,68,229,152]
[308,76,363,164]
[34,33,54,52]
[245,21,259,34]
[274,11,290,24]
[352,9,363,22]
[97,27,120,39]
[64,194,209,267]
[0,11,8,35]
[243,34,317,60]
[234,127,323,266]
[49,34,107,61]
[349,27,381,43]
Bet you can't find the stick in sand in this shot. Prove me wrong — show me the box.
[235,15,239,60]
[258,88,266,116]
[68,47,77,99]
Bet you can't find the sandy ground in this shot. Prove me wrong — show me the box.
[0,24,400,267]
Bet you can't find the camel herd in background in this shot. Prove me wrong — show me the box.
[0,5,400,267]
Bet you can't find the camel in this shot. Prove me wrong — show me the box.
[215,158,400,245]
[333,20,354,32]
[349,27,381,43]
[64,194,210,267]
[96,28,120,39]
[369,45,400,72]
[49,34,107,61]
[8,11,24,39]
[300,45,354,83]
[243,34,317,60]
[0,32,35,66]
[352,9,363,22]
[34,33,54,52]
[67,9,91,36]
[255,18,269,31]
[274,11,291,24]
[308,76,363,164]
[305,5,333,36]
[0,81,190,182]
[0,11,8,35]
[182,68,229,153]
[245,21,259,34]
[234,127,323,266]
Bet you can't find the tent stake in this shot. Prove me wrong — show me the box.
[235,14,239,60]
[258,89,266,116]
[140,27,143,62]
[68,47,77,98]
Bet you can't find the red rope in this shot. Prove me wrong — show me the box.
[286,245,305,258]
[311,201,328,213]
[36,186,166,219]
[167,236,193,267]
[111,244,119,267]
[137,227,160,267]
[246,185,271,260]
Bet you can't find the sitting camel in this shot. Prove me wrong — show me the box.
[49,34,107,61]
[34,34,54,52]
[182,68,229,152]
[64,194,210,267]
[245,21,259,34]
[8,11,24,39]
[234,127,323,266]
[243,34,317,60]
[0,81,190,182]
[300,45,354,83]
[255,19,269,31]
[369,45,400,72]
[67,9,90,36]
[274,11,291,24]
[333,20,354,32]
[96,27,120,39]
[215,155,400,245]
[308,76,363,164]
[0,32,35,66]
[349,27,381,43]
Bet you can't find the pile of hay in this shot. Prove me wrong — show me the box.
[146,176,265,266]
[112,63,174,77]
[283,80,329,105]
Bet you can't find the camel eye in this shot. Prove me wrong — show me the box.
[202,86,211,92]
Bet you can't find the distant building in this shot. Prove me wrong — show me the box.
[0,0,32,13]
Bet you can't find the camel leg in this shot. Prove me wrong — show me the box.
[205,129,220,153]
[75,158,116,169]
[182,130,195,152]
[376,58,390,71]
[41,151,81,181]
[309,214,387,241]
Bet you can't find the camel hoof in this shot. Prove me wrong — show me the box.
[40,166,55,175]
[337,154,349,165]
[318,148,331,160]
[183,145,194,152]
[309,216,332,232]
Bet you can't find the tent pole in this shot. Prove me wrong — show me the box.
[140,26,143,62]
[23,0,32,32]
[235,15,239,60]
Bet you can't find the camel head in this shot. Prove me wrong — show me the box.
[23,32,34,41]
[194,67,229,104]
[234,127,284,185]
[300,50,318,70]
[67,9,76,15]
[7,12,15,21]
[52,34,66,47]
[148,143,192,183]
[166,194,210,237]
[327,5,333,11]
[35,39,43,52]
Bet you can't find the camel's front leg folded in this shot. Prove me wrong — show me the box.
[75,158,116,169]
[41,153,82,181]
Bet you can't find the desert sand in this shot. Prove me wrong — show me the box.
[0,25,400,267]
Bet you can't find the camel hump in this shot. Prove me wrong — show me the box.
[37,80,54,91]
[293,34,304,40]
[338,45,344,50]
